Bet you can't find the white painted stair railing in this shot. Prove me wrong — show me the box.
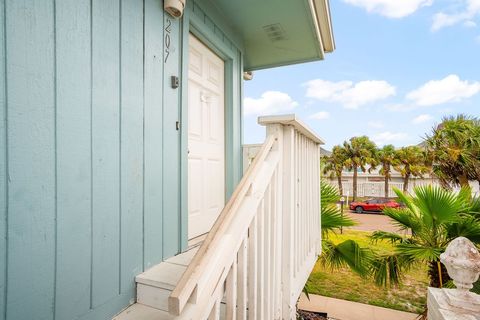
[165,115,324,320]
[114,115,324,320]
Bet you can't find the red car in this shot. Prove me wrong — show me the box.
[350,198,400,213]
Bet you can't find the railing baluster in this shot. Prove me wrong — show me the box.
[256,199,265,319]
[237,237,247,320]
[265,184,272,320]
[295,131,300,275]
[248,216,258,320]
[270,173,277,319]
[226,261,237,320]
[208,299,221,320]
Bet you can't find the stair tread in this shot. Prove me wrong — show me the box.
[112,304,174,320]
[165,247,198,266]
[136,261,187,290]
[135,247,198,290]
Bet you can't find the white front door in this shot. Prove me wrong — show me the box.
[188,34,225,240]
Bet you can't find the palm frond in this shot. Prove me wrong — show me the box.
[457,186,473,207]
[412,185,462,227]
[392,187,418,215]
[321,206,356,235]
[370,231,405,244]
[445,215,480,243]
[383,207,422,233]
[468,196,480,219]
[320,239,372,277]
[395,243,443,262]
[320,181,340,208]
[370,254,404,287]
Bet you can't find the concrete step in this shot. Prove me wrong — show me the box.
[112,304,174,320]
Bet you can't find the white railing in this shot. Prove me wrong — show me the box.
[168,115,323,319]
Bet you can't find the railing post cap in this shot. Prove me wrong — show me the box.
[257,114,325,145]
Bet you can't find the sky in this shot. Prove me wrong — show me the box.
[243,0,480,150]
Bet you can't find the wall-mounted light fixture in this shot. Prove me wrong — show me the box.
[243,71,253,81]
[164,0,185,18]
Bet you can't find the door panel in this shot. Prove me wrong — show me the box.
[188,34,225,239]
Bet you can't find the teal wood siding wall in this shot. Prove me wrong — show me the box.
[0,0,244,319]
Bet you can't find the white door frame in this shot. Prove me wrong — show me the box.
[179,23,242,251]
[187,33,226,241]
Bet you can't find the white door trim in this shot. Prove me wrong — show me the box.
[187,34,226,240]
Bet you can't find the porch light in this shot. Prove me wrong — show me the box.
[165,0,185,18]
[243,71,253,81]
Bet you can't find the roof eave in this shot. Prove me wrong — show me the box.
[310,0,335,54]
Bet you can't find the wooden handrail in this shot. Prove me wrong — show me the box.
[168,135,277,315]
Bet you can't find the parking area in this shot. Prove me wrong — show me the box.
[344,210,402,233]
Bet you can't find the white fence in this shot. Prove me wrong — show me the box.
[328,180,480,198]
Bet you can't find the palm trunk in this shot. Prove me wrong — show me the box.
[403,173,410,193]
[428,260,450,288]
[337,174,343,196]
[385,176,389,198]
[459,174,469,188]
[353,165,358,201]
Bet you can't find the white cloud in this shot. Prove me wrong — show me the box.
[431,0,480,31]
[305,79,396,109]
[412,114,433,124]
[343,0,433,18]
[244,91,298,116]
[464,20,477,27]
[309,111,330,120]
[367,121,385,128]
[406,74,480,106]
[372,131,408,146]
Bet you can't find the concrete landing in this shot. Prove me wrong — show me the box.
[298,293,419,320]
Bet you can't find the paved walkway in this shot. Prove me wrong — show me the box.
[298,293,419,320]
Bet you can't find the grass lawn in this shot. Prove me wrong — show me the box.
[307,230,429,314]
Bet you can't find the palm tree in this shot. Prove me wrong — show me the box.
[343,136,377,201]
[426,115,480,188]
[376,144,398,198]
[319,181,372,276]
[394,146,428,193]
[471,118,480,189]
[371,186,480,288]
[323,146,347,195]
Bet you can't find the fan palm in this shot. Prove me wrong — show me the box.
[394,146,429,193]
[426,114,480,188]
[370,185,480,289]
[319,181,372,276]
[322,146,347,195]
[376,144,398,198]
[343,136,377,200]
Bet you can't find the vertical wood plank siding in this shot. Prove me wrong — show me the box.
[6,1,56,320]
[91,0,121,307]
[0,0,244,319]
[162,14,181,259]
[143,0,164,269]
[0,0,6,319]
[55,0,92,318]
[119,0,144,296]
